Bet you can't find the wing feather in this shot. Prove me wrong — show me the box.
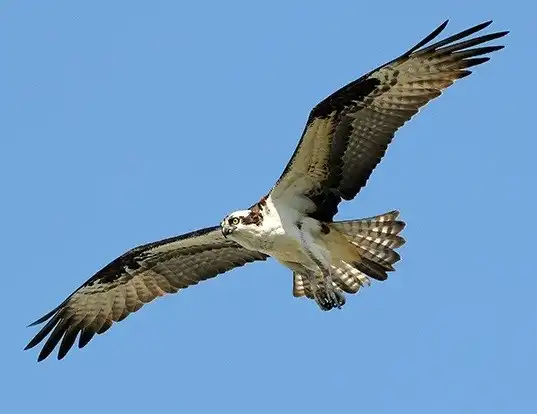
[25,226,267,361]
[271,20,508,221]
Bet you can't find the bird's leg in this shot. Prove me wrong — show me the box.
[297,223,345,310]
[303,269,345,311]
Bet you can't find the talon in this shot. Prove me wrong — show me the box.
[335,290,346,309]
[313,284,346,311]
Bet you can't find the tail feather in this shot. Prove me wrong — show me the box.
[331,210,405,277]
[293,264,366,299]
[292,210,406,300]
[332,261,369,293]
[354,257,388,281]
[292,273,309,298]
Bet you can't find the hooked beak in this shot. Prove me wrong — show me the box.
[221,223,233,238]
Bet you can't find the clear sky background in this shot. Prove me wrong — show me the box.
[2,1,535,413]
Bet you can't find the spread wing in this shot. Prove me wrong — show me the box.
[25,226,267,361]
[270,20,508,221]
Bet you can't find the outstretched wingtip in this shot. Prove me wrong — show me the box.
[23,346,45,363]
[27,302,65,327]
[402,19,449,57]
[27,319,44,328]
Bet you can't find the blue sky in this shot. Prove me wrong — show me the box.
[2,1,535,413]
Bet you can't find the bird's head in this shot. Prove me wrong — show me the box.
[220,210,252,239]
[220,208,263,240]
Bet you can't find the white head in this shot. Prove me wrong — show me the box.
[220,208,263,241]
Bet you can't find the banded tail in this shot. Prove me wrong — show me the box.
[293,210,406,300]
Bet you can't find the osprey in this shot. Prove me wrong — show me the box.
[26,20,507,361]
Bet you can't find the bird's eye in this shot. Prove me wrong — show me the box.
[230,217,240,226]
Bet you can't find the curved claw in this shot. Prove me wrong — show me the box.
[314,287,346,311]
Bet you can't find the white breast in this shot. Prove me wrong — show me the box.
[234,195,308,263]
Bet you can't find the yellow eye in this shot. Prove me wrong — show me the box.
[230,217,240,226]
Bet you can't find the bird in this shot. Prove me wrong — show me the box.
[25,20,508,361]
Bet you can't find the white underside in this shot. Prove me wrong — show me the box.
[228,194,329,274]
[225,191,395,306]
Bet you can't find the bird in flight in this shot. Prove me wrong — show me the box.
[26,20,508,361]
